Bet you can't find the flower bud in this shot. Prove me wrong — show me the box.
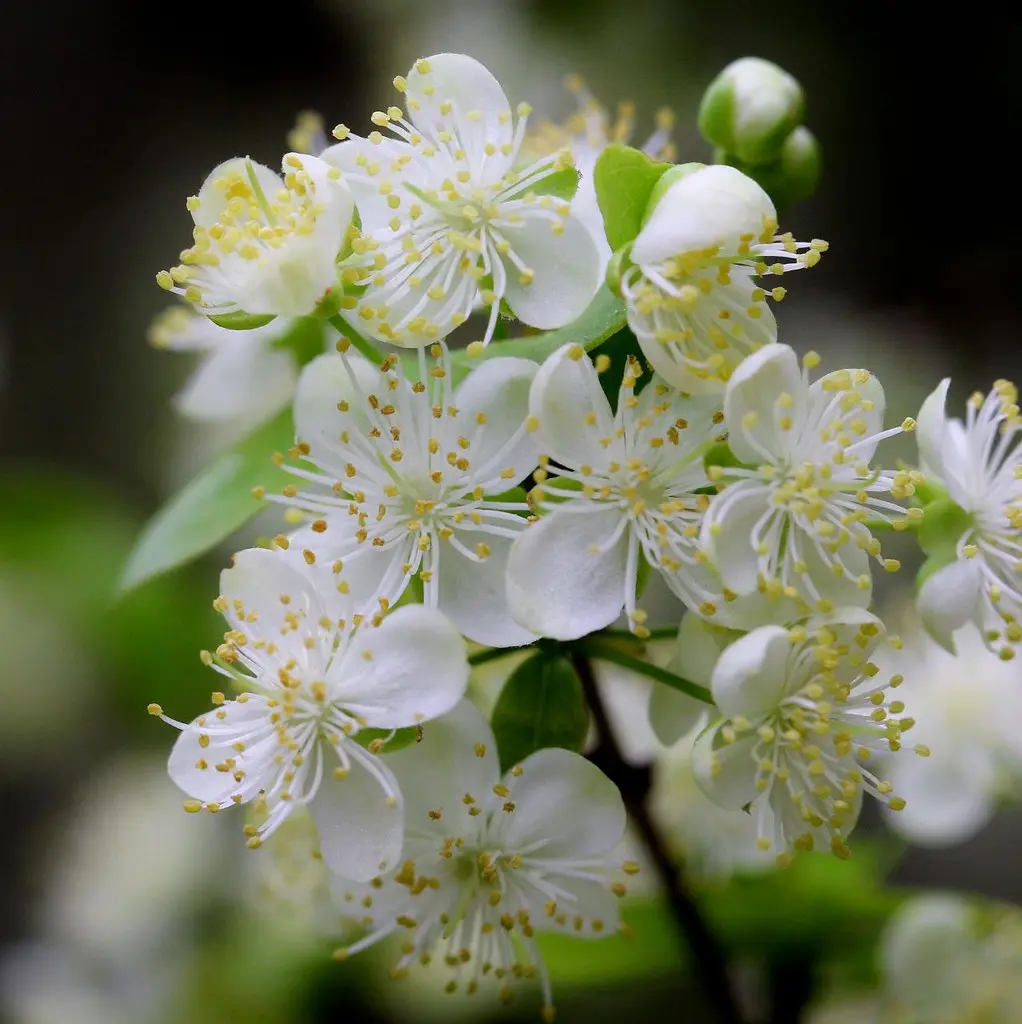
[715,126,822,209]
[699,57,805,165]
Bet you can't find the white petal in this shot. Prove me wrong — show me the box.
[648,684,707,748]
[438,532,538,648]
[453,356,539,485]
[311,748,404,880]
[293,352,381,475]
[711,625,792,720]
[531,876,621,937]
[882,754,994,848]
[500,215,601,330]
[167,700,272,804]
[916,377,951,483]
[794,525,873,611]
[918,558,983,653]
[405,53,513,153]
[691,721,758,810]
[321,136,414,230]
[723,343,803,465]
[672,612,729,686]
[632,165,776,266]
[174,338,296,426]
[648,613,720,747]
[506,508,629,640]
[501,747,626,859]
[193,158,284,229]
[334,605,468,728]
[529,344,614,469]
[220,548,328,657]
[701,480,771,594]
[386,700,500,838]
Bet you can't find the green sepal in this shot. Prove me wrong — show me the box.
[352,726,421,755]
[703,441,747,473]
[490,652,589,773]
[506,165,580,202]
[207,311,277,331]
[593,144,674,251]
[917,498,972,561]
[271,317,327,367]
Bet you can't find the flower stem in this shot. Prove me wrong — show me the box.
[580,640,713,705]
[571,650,745,1024]
[328,316,386,365]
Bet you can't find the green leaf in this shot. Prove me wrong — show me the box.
[353,726,421,754]
[506,166,579,202]
[593,144,672,251]
[491,652,589,772]
[119,410,294,594]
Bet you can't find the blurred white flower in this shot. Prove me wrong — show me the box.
[506,344,727,640]
[876,618,1022,846]
[703,343,918,622]
[149,306,312,429]
[621,164,825,394]
[323,53,601,348]
[332,701,626,1020]
[153,548,468,880]
[692,609,915,860]
[157,154,353,318]
[278,345,539,647]
[916,378,1022,657]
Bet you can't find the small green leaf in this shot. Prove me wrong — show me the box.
[119,410,294,594]
[207,311,277,330]
[593,144,672,251]
[491,653,589,773]
[353,726,420,754]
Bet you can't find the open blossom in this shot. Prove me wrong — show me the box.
[157,154,353,318]
[274,344,539,648]
[149,306,315,427]
[506,344,729,641]
[332,701,627,1018]
[526,75,675,271]
[323,53,601,348]
[916,378,1022,656]
[876,618,1022,846]
[150,548,468,881]
[702,343,919,621]
[692,609,917,860]
[620,163,826,393]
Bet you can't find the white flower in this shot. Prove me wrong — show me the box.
[916,378,1022,656]
[526,75,675,271]
[150,548,469,881]
[323,53,601,348]
[692,609,915,860]
[876,619,1022,846]
[157,153,353,318]
[275,344,539,648]
[702,343,918,620]
[505,344,729,641]
[149,306,312,426]
[332,700,627,1017]
[620,164,826,393]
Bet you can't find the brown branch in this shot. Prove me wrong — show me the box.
[571,650,745,1024]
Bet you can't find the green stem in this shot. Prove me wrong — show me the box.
[580,641,713,705]
[328,316,386,366]
[468,645,532,667]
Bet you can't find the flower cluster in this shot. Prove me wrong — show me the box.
[142,47,1022,1014]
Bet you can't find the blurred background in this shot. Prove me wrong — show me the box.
[3,2,1022,1021]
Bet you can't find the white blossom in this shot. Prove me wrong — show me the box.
[323,53,601,348]
[692,609,916,860]
[150,548,468,881]
[620,164,826,393]
[702,343,918,622]
[876,618,1022,846]
[149,305,312,427]
[157,154,353,318]
[916,378,1022,656]
[332,701,627,1018]
[274,344,539,648]
[506,344,729,641]
[526,75,675,272]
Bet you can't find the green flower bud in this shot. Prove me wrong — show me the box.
[714,127,822,209]
[699,57,805,165]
